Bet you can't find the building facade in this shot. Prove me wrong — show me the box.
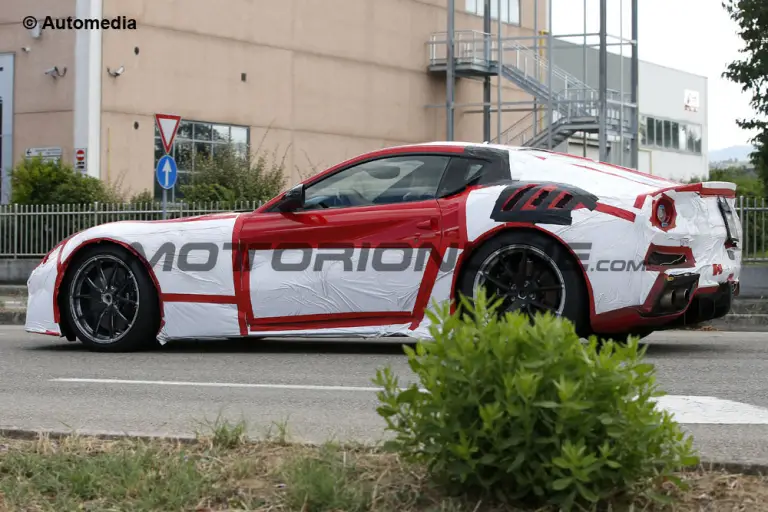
[1,0,543,202]
[1,0,705,204]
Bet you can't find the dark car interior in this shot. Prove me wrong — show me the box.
[299,155,510,211]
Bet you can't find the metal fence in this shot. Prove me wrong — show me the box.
[738,196,767,262]
[0,201,262,258]
[0,198,765,262]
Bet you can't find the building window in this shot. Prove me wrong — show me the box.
[640,115,702,155]
[153,119,249,201]
[465,0,520,25]
[639,115,647,146]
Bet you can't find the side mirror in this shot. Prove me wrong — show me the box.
[277,184,305,212]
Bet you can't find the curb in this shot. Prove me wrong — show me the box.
[0,310,25,325]
[695,460,768,477]
[0,426,766,476]
[0,426,198,445]
[2,297,767,331]
[2,310,767,332]
[708,314,768,332]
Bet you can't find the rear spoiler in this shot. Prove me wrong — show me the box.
[634,181,737,209]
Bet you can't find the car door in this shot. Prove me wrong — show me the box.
[237,153,452,333]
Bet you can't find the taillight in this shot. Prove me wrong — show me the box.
[651,195,676,231]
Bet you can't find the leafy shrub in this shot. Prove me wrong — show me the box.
[10,156,115,204]
[373,291,698,509]
[180,143,285,205]
[128,189,155,204]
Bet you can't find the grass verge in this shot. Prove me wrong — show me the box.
[0,426,766,511]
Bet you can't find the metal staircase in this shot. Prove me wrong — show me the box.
[427,30,634,149]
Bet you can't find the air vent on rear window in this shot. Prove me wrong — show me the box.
[502,186,534,210]
[553,193,573,209]
[531,190,550,207]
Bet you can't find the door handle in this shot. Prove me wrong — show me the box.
[416,219,438,230]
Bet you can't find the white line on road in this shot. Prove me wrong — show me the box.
[50,378,383,392]
[655,395,768,424]
[50,378,768,425]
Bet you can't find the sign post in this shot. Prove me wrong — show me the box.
[154,114,182,219]
[74,148,86,174]
[24,147,62,164]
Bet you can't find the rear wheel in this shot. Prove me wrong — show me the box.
[457,231,589,336]
[61,244,160,352]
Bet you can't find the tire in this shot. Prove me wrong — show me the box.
[60,244,160,352]
[457,231,589,336]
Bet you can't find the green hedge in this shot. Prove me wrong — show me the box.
[374,291,698,509]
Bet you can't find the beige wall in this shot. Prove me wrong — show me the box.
[101,0,545,197]
[0,0,77,168]
[1,0,547,197]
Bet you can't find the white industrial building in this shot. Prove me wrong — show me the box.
[551,39,708,182]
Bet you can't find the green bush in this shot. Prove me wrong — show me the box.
[373,291,698,509]
[10,156,115,204]
[180,143,285,205]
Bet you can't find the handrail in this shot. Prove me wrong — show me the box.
[428,31,636,147]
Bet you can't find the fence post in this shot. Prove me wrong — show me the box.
[12,203,18,260]
[94,201,99,227]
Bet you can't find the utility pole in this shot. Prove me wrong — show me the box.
[447,0,455,140]
[483,0,491,141]
[630,0,639,168]
[598,0,608,162]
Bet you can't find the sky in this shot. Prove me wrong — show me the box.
[551,0,756,151]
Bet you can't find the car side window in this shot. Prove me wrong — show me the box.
[436,156,508,198]
[302,155,451,210]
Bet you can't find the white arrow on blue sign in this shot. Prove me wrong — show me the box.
[156,155,178,190]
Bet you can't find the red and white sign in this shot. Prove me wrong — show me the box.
[74,148,86,172]
[154,113,182,154]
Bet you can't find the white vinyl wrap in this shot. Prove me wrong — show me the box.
[249,247,431,319]
[162,303,240,339]
[25,245,63,335]
[24,144,743,342]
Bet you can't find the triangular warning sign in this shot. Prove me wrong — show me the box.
[155,114,182,154]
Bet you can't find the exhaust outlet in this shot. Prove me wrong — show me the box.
[671,288,690,309]
[659,290,675,309]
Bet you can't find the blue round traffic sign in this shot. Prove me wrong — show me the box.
[156,155,178,190]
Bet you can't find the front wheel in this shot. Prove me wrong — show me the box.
[61,244,160,352]
[457,231,589,336]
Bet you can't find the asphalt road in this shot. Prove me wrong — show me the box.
[1,327,768,464]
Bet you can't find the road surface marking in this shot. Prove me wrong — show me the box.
[50,378,383,392]
[655,395,768,424]
[50,378,768,424]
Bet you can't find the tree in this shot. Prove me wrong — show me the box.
[723,0,768,196]
[180,143,286,205]
[10,156,116,204]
